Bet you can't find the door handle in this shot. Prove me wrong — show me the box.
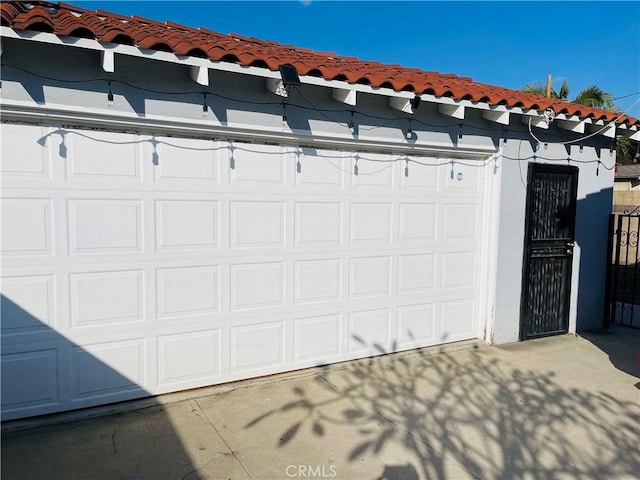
[566,241,574,254]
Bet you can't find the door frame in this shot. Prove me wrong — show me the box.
[519,162,579,341]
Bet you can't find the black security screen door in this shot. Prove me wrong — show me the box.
[520,163,579,340]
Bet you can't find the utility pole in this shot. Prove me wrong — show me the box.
[545,74,552,97]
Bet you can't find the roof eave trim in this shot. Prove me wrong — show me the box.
[1,26,634,133]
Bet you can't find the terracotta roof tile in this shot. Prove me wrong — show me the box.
[2,0,638,128]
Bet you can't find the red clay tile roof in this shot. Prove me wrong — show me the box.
[2,0,638,128]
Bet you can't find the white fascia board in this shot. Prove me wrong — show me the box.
[588,121,616,138]
[189,65,209,86]
[482,106,510,125]
[332,88,356,106]
[438,103,465,120]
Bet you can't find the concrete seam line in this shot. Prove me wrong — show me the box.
[192,397,254,480]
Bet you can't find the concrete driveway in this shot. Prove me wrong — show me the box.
[2,327,639,480]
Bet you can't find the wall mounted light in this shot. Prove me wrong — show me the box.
[348,110,356,134]
[107,80,114,108]
[406,119,413,139]
[267,64,301,98]
[202,92,209,117]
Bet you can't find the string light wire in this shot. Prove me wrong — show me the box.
[527,96,640,146]
[2,64,634,176]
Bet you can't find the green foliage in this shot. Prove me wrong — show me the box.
[572,85,616,111]
[521,79,570,100]
[616,136,639,165]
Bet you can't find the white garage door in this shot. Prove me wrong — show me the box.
[1,123,488,420]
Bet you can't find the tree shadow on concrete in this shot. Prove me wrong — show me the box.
[246,342,640,479]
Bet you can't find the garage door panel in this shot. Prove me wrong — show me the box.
[68,199,142,254]
[1,198,53,256]
[155,200,220,251]
[1,348,59,412]
[348,308,392,353]
[66,130,140,181]
[441,252,476,289]
[230,262,285,311]
[350,202,393,243]
[398,254,436,294]
[445,162,481,192]
[400,160,438,190]
[349,155,395,188]
[1,125,488,419]
[229,145,284,186]
[294,202,343,246]
[397,303,436,346]
[230,201,285,248]
[0,123,51,179]
[442,203,479,241]
[294,150,344,188]
[398,203,437,242]
[440,298,476,342]
[157,265,220,319]
[349,256,392,298]
[1,275,55,336]
[150,137,218,183]
[230,321,284,372]
[294,259,342,305]
[70,270,144,328]
[157,330,220,386]
[293,313,342,362]
[71,339,145,400]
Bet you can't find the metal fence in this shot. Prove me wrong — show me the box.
[604,211,640,328]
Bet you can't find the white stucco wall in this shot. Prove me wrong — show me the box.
[493,134,614,343]
[1,36,615,346]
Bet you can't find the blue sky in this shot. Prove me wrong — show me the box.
[72,1,640,119]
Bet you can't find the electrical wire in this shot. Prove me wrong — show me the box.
[2,63,630,176]
[6,62,635,148]
[613,91,640,101]
[38,120,606,170]
[36,127,618,186]
[2,63,501,134]
[527,96,640,146]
